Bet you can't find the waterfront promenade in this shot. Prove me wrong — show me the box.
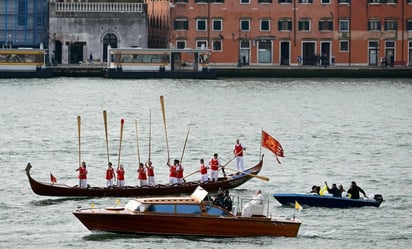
[49,63,412,78]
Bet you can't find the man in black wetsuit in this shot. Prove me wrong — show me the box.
[325,182,341,197]
[347,181,367,199]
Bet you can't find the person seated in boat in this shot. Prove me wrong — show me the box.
[199,158,209,183]
[145,160,155,186]
[347,181,367,199]
[209,153,222,182]
[176,160,184,184]
[325,182,341,197]
[105,162,115,188]
[241,190,264,217]
[75,161,88,188]
[166,159,178,185]
[338,184,347,197]
[116,164,125,188]
[310,185,320,195]
[222,190,233,212]
[213,188,225,207]
[137,163,148,187]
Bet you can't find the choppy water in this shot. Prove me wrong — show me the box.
[0,77,411,249]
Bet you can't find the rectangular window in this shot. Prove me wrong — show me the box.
[212,19,222,31]
[176,40,186,49]
[298,19,310,31]
[197,19,207,31]
[299,0,313,3]
[338,0,350,3]
[319,19,333,31]
[260,19,270,32]
[369,41,379,48]
[36,16,44,26]
[368,19,381,31]
[321,0,331,4]
[196,40,208,49]
[385,41,395,48]
[278,0,292,3]
[240,19,250,31]
[240,0,250,3]
[407,20,412,31]
[340,40,349,52]
[211,0,225,3]
[368,0,382,3]
[408,0,412,4]
[212,40,222,51]
[339,19,349,32]
[241,40,251,48]
[174,19,189,30]
[278,19,292,31]
[18,0,27,26]
[258,0,272,3]
[175,0,189,3]
[385,19,398,31]
[195,0,209,3]
[385,0,397,3]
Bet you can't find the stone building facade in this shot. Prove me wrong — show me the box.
[49,0,147,65]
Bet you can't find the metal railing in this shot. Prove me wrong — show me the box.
[55,2,144,13]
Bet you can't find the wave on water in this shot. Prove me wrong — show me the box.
[30,197,91,206]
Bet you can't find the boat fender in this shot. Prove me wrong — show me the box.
[319,186,328,196]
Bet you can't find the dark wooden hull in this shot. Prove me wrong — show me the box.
[273,193,383,208]
[25,158,263,197]
[73,209,301,237]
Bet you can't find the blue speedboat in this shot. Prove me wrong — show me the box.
[273,193,383,208]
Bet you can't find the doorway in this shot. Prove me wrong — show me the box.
[320,41,331,67]
[103,33,118,62]
[280,41,290,65]
[69,42,85,64]
[302,42,315,65]
[258,41,272,64]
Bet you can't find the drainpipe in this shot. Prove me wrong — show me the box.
[349,0,352,66]
[401,0,404,64]
[293,0,296,47]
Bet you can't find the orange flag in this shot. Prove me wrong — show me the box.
[50,173,57,184]
[261,130,284,164]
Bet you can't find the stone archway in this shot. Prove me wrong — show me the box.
[103,33,118,62]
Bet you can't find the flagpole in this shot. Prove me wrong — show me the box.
[260,129,263,159]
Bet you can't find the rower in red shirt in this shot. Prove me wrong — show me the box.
[167,159,178,185]
[209,153,221,182]
[145,160,155,186]
[75,161,88,188]
[199,158,209,183]
[105,162,115,188]
[137,163,147,187]
[233,139,246,173]
[116,164,125,188]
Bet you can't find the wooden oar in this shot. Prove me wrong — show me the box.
[148,109,152,162]
[180,115,193,164]
[117,119,124,171]
[160,95,170,161]
[77,116,81,167]
[135,120,141,164]
[116,119,124,185]
[183,169,200,180]
[103,110,110,165]
[223,166,269,181]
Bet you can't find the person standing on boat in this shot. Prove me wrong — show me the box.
[145,160,155,186]
[233,139,246,173]
[167,159,178,185]
[105,162,115,188]
[209,153,221,182]
[176,160,184,184]
[199,158,209,183]
[116,164,125,188]
[222,190,233,211]
[347,181,367,199]
[75,161,88,188]
[137,163,147,187]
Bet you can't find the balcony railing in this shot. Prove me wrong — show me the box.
[55,2,144,13]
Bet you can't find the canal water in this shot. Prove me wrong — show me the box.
[0,77,411,248]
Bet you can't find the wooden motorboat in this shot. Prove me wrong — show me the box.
[273,193,384,208]
[25,156,264,197]
[73,186,302,237]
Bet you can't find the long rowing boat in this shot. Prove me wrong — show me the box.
[25,156,264,197]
